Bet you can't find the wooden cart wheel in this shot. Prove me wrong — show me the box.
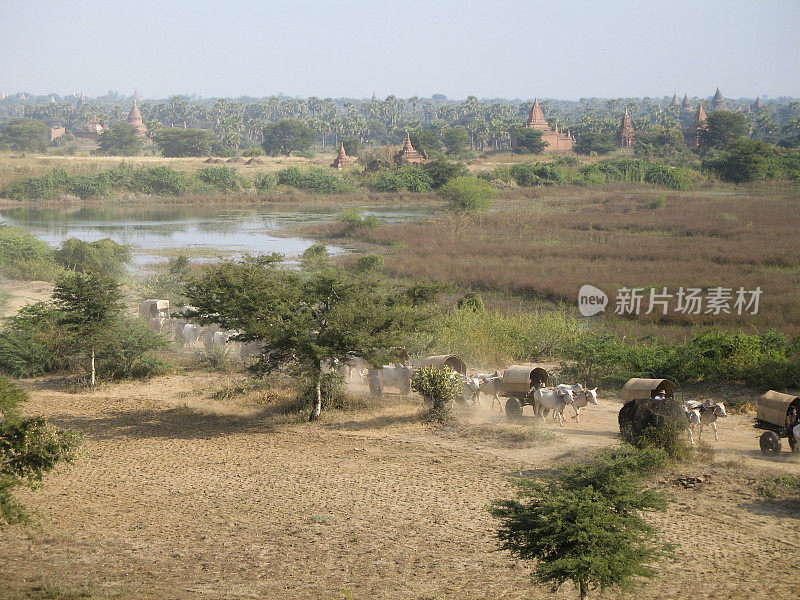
[505,397,523,419]
[759,431,782,455]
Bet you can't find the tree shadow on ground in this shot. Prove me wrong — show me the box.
[740,500,800,520]
[323,412,423,432]
[50,403,285,441]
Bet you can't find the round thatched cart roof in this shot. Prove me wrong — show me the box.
[758,390,800,428]
[140,299,170,318]
[502,365,549,395]
[420,355,467,375]
[620,378,675,403]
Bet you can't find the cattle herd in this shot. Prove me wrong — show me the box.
[139,299,728,442]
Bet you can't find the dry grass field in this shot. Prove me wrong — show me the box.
[321,185,800,334]
[1,370,797,600]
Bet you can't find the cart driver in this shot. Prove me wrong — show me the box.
[789,406,800,444]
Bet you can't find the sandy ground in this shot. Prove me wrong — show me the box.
[0,279,53,318]
[1,370,798,600]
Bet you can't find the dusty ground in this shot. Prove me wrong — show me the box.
[1,370,798,600]
[0,279,53,318]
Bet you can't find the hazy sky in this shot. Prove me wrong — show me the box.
[1,0,798,100]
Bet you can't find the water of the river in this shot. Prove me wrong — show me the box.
[0,205,428,270]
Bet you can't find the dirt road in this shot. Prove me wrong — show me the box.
[1,373,798,599]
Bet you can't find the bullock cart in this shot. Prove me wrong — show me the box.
[138,299,170,319]
[620,378,675,403]
[420,355,467,376]
[500,365,549,418]
[756,390,800,454]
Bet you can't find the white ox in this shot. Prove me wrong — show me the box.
[368,365,414,398]
[683,400,728,444]
[533,387,575,427]
[462,377,481,406]
[181,323,202,349]
[477,373,503,411]
[556,384,598,423]
[345,355,371,383]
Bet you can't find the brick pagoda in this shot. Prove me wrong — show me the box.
[513,99,574,151]
[331,141,352,169]
[394,133,427,165]
[615,108,635,147]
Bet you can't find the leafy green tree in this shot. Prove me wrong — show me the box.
[152,128,213,157]
[185,256,430,420]
[511,126,547,154]
[54,238,131,278]
[96,123,143,156]
[491,446,673,600]
[0,376,80,525]
[441,125,470,155]
[574,132,616,156]
[699,111,748,150]
[422,157,468,189]
[706,139,775,183]
[409,129,443,154]
[53,270,124,386]
[0,118,49,152]
[634,127,688,160]
[340,136,362,157]
[438,176,496,214]
[261,119,314,156]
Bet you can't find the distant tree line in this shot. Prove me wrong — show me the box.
[2,93,799,156]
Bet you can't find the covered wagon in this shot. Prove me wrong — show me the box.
[138,299,170,320]
[420,355,467,376]
[756,390,800,454]
[620,378,675,403]
[500,365,550,418]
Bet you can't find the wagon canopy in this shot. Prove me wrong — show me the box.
[502,365,550,395]
[620,378,675,403]
[420,355,467,375]
[140,299,170,318]
[757,390,800,428]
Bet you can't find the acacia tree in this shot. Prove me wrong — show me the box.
[97,123,143,156]
[53,270,124,386]
[0,118,49,152]
[185,255,429,420]
[261,119,314,156]
[491,446,673,600]
[1,376,79,524]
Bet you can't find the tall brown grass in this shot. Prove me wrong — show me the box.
[337,186,800,334]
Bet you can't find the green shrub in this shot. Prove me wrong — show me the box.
[412,365,462,422]
[196,166,245,191]
[457,292,485,312]
[94,320,171,381]
[0,225,60,280]
[54,237,131,277]
[1,168,70,200]
[371,166,433,192]
[277,166,347,193]
[0,303,70,378]
[356,254,384,273]
[336,209,381,234]
[254,172,278,192]
[644,164,693,190]
[300,244,332,270]
[67,173,112,199]
[439,176,496,214]
[132,166,187,195]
